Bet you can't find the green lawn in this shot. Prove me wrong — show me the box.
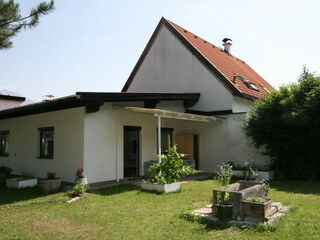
[0,180,319,240]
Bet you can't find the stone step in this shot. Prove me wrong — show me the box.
[267,211,285,225]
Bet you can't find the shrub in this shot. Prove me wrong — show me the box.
[47,172,56,179]
[148,145,198,184]
[69,183,89,197]
[244,67,320,180]
[0,166,12,174]
[215,163,233,204]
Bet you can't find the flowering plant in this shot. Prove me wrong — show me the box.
[76,168,85,178]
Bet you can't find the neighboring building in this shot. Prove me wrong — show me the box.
[0,93,26,110]
[0,18,273,184]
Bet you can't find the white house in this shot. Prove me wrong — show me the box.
[0,92,25,111]
[0,18,273,185]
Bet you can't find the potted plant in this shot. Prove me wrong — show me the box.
[214,163,234,222]
[0,166,12,184]
[141,145,198,193]
[75,168,87,184]
[38,172,61,193]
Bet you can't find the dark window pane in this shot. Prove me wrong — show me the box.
[39,128,54,158]
[157,128,173,153]
[0,132,9,156]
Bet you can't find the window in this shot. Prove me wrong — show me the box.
[0,131,9,157]
[260,84,270,93]
[157,128,173,153]
[234,74,259,91]
[39,127,54,159]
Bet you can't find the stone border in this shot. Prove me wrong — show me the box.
[191,202,291,225]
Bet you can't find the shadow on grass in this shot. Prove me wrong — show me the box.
[0,184,47,205]
[90,184,139,196]
[270,180,320,195]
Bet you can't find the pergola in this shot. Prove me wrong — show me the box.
[115,106,221,162]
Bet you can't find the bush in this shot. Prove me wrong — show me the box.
[0,166,12,174]
[47,172,56,179]
[244,67,320,179]
[69,183,89,197]
[148,145,198,184]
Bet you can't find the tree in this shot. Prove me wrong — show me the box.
[0,0,54,49]
[244,67,320,180]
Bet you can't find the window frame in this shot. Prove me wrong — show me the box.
[0,131,9,157]
[38,127,54,159]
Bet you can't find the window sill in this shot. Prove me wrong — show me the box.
[37,156,54,160]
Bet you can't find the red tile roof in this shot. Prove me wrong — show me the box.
[166,19,274,99]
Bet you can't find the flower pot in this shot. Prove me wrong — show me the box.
[215,204,234,222]
[76,177,88,185]
[38,178,61,193]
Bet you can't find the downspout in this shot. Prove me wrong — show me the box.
[115,108,119,182]
[157,115,162,163]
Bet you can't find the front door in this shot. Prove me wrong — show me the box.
[124,126,141,178]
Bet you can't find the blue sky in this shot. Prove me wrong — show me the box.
[1,0,320,101]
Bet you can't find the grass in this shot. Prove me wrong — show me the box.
[0,180,320,240]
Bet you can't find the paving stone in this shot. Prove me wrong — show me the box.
[190,203,291,225]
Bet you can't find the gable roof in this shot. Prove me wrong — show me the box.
[122,17,274,100]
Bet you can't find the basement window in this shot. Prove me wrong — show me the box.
[38,127,54,159]
[0,131,9,157]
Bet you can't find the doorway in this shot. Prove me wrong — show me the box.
[123,126,141,178]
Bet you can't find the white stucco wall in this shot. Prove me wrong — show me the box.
[232,96,253,113]
[126,25,233,112]
[0,99,23,110]
[200,114,270,172]
[0,107,85,183]
[83,103,117,184]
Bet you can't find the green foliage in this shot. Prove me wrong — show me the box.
[148,145,198,184]
[244,67,320,179]
[245,197,269,204]
[215,163,233,204]
[47,172,56,179]
[69,183,89,197]
[0,166,12,174]
[0,0,55,49]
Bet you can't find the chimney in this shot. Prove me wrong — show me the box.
[222,38,232,53]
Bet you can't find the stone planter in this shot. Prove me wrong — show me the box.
[38,178,61,193]
[213,180,268,219]
[232,170,274,181]
[256,171,274,181]
[242,199,272,220]
[6,177,38,189]
[141,182,181,193]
